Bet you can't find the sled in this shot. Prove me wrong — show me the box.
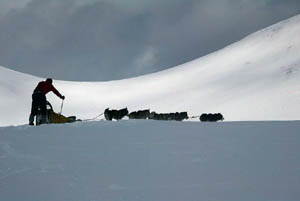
[36,101,78,125]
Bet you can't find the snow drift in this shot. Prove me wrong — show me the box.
[1,15,300,126]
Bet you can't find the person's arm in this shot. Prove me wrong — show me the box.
[50,84,64,99]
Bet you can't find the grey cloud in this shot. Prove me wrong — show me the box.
[0,0,300,81]
[0,0,31,16]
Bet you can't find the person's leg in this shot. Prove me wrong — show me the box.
[29,93,38,125]
[39,94,47,124]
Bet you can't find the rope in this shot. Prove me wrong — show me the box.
[188,115,201,119]
[81,112,105,122]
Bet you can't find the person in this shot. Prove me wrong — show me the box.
[29,78,65,125]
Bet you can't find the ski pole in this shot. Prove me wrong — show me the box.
[59,99,64,114]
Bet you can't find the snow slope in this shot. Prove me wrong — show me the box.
[1,15,300,126]
[0,120,300,201]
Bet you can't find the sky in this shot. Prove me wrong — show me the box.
[0,0,300,81]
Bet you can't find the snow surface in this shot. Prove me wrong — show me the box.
[1,120,300,201]
[1,15,300,126]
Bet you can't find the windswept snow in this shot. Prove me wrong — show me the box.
[1,120,300,201]
[1,15,300,126]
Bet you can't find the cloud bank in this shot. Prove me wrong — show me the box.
[0,0,300,81]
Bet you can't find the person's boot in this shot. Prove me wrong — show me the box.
[29,114,35,126]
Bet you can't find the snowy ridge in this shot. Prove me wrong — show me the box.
[1,15,300,126]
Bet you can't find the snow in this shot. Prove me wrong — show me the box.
[1,15,300,126]
[1,120,300,201]
[1,14,300,201]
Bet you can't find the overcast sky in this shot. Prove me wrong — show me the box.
[1,0,300,81]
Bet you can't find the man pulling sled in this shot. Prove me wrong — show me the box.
[29,78,75,126]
